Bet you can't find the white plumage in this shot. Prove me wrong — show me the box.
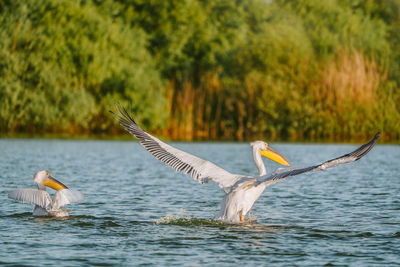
[8,170,83,217]
[8,189,52,209]
[52,189,84,210]
[113,105,380,223]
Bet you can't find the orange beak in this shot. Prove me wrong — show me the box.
[260,147,290,166]
[43,176,68,190]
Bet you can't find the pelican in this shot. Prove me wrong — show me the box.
[112,106,379,223]
[8,170,83,217]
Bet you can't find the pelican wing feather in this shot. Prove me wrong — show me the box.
[228,132,379,193]
[112,105,240,189]
[254,132,380,187]
[52,189,84,210]
[8,189,52,209]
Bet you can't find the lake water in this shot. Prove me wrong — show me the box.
[0,139,399,266]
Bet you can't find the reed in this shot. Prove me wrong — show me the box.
[0,0,399,142]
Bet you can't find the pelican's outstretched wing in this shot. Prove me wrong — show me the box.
[228,132,380,192]
[8,189,52,209]
[52,189,84,210]
[111,105,240,189]
[254,132,380,187]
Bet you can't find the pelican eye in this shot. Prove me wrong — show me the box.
[46,171,50,177]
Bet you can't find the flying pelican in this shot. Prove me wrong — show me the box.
[112,106,379,223]
[8,170,83,217]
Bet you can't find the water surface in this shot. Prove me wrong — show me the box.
[0,139,399,266]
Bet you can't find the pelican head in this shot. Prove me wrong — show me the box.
[251,141,290,166]
[33,170,68,191]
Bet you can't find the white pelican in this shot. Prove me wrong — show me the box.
[112,106,379,223]
[8,170,83,217]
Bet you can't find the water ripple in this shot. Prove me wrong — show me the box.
[0,140,399,266]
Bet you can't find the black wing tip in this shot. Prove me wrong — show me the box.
[369,131,380,146]
[351,131,380,160]
[110,103,137,125]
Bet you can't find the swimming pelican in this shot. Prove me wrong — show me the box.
[8,170,83,217]
[112,106,379,223]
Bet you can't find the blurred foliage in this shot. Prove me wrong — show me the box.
[0,0,399,141]
[0,0,166,134]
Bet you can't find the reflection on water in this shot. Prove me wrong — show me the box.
[0,139,399,266]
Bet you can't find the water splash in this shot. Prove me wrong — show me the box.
[156,209,228,227]
[245,212,258,224]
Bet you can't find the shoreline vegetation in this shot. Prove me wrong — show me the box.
[1,132,398,144]
[1,0,399,142]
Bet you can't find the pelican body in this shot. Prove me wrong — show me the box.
[8,170,83,217]
[217,141,289,221]
[113,105,379,223]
